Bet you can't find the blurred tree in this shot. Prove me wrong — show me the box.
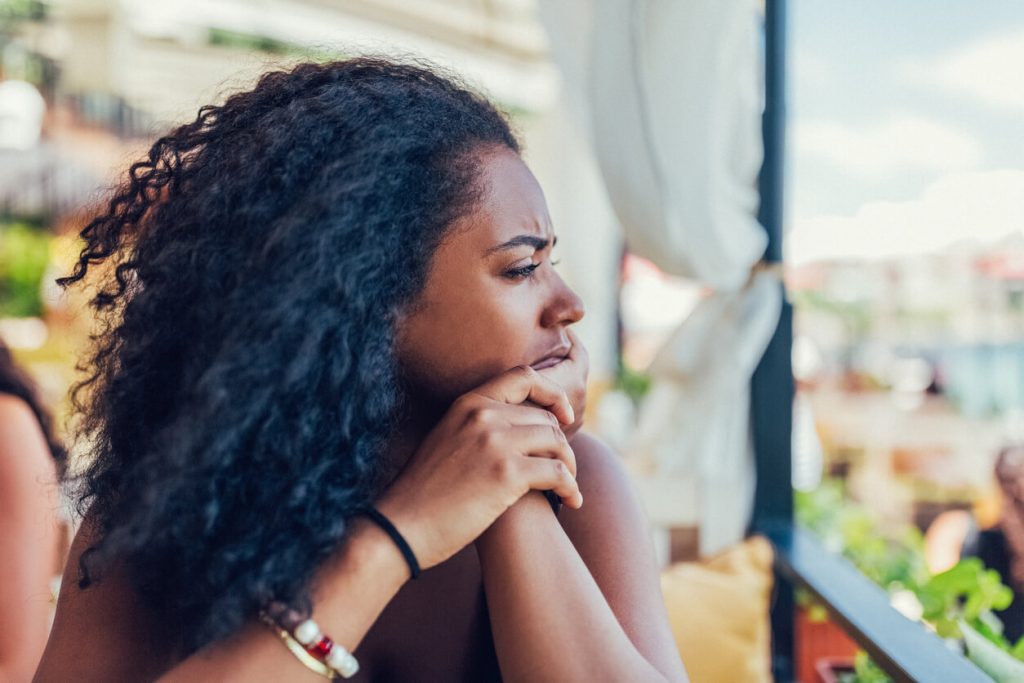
[0,221,49,318]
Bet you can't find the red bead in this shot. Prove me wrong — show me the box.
[308,635,334,659]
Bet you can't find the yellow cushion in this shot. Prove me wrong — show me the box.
[660,535,774,683]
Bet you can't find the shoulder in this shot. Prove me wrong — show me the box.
[566,430,636,512]
[0,391,43,436]
[0,393,54,499]
[559,430,649,562]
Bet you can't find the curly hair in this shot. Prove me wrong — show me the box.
[58,57,519,653]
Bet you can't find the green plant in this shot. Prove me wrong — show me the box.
[839,652,890,683]
[798,479,1024,682]
[616,363,652,407]
[0,221,51,318]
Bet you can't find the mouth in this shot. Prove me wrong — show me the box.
[531,355,567,371]
[530,344,571,371]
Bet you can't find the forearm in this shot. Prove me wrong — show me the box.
[157,518,408,682]
[477,492,671,683]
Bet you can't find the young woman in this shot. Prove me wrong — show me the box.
[34,58,688,682]
[0,342,64,680]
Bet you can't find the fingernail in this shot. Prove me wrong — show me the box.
[567,405,575,423]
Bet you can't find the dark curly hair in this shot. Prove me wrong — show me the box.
[58,57,519,653]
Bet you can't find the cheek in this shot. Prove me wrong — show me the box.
[397,289,537,398]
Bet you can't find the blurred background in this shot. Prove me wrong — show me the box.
[2,1,1024,679]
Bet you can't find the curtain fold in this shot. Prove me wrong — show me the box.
[540,0,780,553]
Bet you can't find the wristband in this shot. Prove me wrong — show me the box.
[356,505,421,580]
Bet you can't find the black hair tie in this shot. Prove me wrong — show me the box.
[356,506,421,580]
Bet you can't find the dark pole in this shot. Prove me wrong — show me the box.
[751,0,794,680]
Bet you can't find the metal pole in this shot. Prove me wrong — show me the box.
[750,0,794,680]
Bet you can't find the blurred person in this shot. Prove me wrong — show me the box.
[34,58,688,682]
[0,341,65,681]
[925,442,1024,641]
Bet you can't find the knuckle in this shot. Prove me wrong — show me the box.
[476,429,501,451]
[454,393,479,414]
[516,365,537,380]
[491,456,517,484]
[466,406,493,426]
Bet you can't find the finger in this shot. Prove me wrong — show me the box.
[507,424,577,477]
[519,457,583,509]
[493,403,564,429]
[473,366,574,425]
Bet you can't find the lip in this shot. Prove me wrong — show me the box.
[530,344,571,370]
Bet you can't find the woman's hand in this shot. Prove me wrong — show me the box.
[375,366,584,570]
[536,328,588,442]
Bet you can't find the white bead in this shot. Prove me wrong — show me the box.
[337,653,359,678]
[293,619,321,646]
[325,646,350,669]
[327,647,359,678]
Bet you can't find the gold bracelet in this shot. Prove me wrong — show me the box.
[259,611,338,679]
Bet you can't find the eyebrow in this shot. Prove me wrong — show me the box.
[485,234,558,256]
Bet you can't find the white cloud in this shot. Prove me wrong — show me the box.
[902,29,1024,111]
[795,115,983,179]
[787,169,1024,265]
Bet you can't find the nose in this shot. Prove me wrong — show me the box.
[541,275,585,329]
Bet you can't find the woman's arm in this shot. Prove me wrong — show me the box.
[36,514,410,682]
[477,432,689,683]
[0,395,61,682]
[157,517,410,682]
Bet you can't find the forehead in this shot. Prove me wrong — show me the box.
[454,149,553,249]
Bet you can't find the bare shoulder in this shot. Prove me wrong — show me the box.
[34,514,178,682]
[558,430,648,565]
[563,431,639,522]
[0,393,53,495]
[0,392,44,442]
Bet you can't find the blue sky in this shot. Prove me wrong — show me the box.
[787,1,1024,264]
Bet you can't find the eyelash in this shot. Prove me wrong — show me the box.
[505,259,560,280]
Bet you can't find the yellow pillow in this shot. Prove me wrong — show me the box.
[660,535,774,683]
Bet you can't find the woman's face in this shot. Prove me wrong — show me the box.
[396,147,585,407]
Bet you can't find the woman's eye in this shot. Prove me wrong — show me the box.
[505,263,541,279]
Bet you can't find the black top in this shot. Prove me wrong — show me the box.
[963,527,1024,642]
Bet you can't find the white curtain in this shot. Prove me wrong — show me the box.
[540,0,782,554]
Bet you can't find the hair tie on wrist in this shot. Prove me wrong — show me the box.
[356,505,421,580]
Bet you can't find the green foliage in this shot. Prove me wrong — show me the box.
[799,479,1024,681]
[207,28,344,62]
[797,480,929,590]
[0,221,50,318]
[839,652,892,683]
[0,0,46,22]
[616,363,652,406]
[917,559,1013,639]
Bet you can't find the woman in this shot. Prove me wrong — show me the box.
[0,342,64,680]
[35,58,687,682]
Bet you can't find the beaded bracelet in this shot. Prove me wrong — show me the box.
[259,610,359,679]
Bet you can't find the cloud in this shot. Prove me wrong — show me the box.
[787,169,1024,265]
[795,115,983,179]
[901,29,1024,111]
